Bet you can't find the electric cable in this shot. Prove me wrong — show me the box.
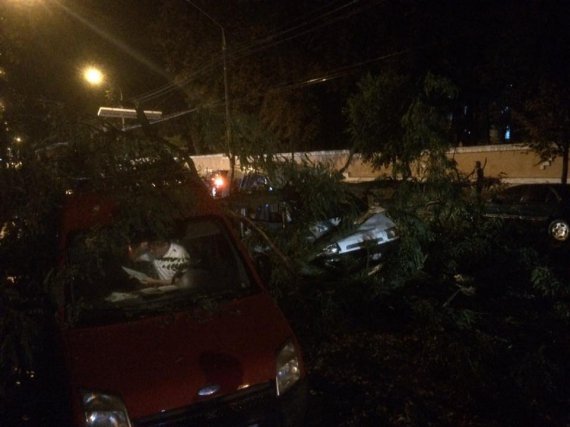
[127,47,413,129]
[132,0,382,104]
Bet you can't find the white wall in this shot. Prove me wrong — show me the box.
[190,144,566,183]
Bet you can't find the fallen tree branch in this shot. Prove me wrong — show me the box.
[225,210,297,277]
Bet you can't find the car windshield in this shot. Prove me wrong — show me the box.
[354,207,380,226]
[64,217,256,326]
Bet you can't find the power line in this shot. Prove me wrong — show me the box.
[268,49,412,92]
[121,106,203,131]
[230,0,383,60]
[128,47,413,130]
[132,0,381,104]
[228,0,360,59]
[133,0,361,103]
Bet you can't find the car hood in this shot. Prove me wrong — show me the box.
[338,212,396,249]
[62,292,294,420]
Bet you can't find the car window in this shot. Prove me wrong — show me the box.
[63,217,256,326]
[239,173,272,191]
[544,187,561,207]
[520,186,550,204]
[252,203,282,222]
[499,186,527,203]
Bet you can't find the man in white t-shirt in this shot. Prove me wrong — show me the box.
[128,240,190,286]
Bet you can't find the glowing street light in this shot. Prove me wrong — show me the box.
[82,65,124,103]
[82,65,131,129]
[82,66,105,87]
[81,65,162,129]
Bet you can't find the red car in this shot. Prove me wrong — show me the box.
[55,190,307,426]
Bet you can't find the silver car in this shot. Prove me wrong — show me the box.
[308,205,399,271]
[228,194,399,274]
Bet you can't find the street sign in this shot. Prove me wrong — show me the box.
[97,107,163,120]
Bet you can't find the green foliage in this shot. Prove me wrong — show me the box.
[552,301,570,322]
[531,266,565,297]
[259,90,322,153]
[232,113,281,169]
[510,345,565,401]
[0,151,61,401]
[0,162,62,287]
[345,71,412,174]
[267,153,569,425]
[345,72,458,179]
[0,288,51,404]
[160,108,227,155]
[233,160,365,290]
[0,124,208,401]
[513,78,570,183]
[274,160,358,224]
[376,176,481,289]
[401,73,459,176]
[153,1,330,156]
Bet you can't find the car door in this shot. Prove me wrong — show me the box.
[486,185,528,219]
[517,185,556,222]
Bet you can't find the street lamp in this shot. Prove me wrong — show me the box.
[81,65,163,129]
[182,1,233,182]
[82,65,124,103]
[82,65,128,128]
[83,66,104,87]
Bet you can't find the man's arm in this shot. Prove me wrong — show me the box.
[140,277,172,287]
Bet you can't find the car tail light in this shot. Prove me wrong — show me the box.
[214,176,225,188]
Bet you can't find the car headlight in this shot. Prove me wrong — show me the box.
[82,390,132,427]
[320,242,340,256]
[386,227,398,239]
[276,340,301,396]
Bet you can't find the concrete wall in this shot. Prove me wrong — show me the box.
[190,144,565,184]
[191,154,232,176]
[448,144,562,184]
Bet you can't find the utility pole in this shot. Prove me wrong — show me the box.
[182,1,234,187]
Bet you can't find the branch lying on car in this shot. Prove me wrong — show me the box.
[226,210,297,277]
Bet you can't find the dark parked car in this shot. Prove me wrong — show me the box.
[484,183,570,242]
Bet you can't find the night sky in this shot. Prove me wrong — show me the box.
[3,0,169,115]
[2,0,569,148]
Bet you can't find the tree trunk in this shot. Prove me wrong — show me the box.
[561,141,569,184]
[229,153,236,195]
[135,104,201,181]
[338,146,357,176]
[187,133,201,155]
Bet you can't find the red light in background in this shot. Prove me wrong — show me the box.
[214,176,225,188]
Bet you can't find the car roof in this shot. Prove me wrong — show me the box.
[59,178,218,246]
[510,183,570,192]
[504,183,570,201]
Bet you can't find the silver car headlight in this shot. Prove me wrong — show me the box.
[276,340,301,396]
[321,242,340,256]
[82,390,132,427]
[386,227,398,239]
